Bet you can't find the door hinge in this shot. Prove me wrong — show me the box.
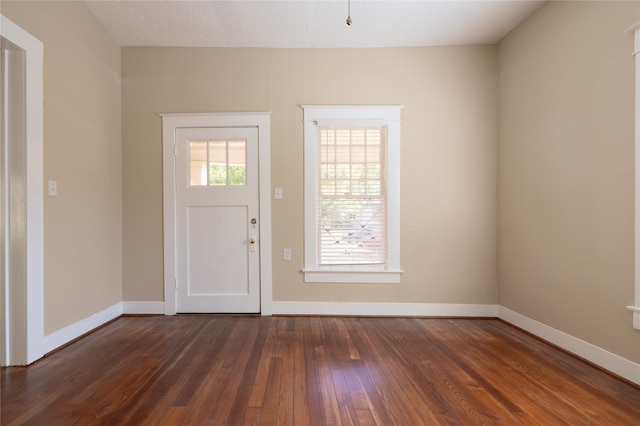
[174,278,178,290]
[173,144,177,156]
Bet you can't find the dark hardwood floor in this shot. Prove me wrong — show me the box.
[2,316,639,425]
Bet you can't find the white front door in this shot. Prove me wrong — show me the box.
[175,126,260,313]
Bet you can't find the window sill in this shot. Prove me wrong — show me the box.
[302,268,402,284]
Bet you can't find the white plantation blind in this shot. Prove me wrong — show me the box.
[317,126,387,265]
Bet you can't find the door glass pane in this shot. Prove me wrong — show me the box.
[208,141,228,185]
[189,139,247,186]
[227,140,246,186]
[189,141,207,186]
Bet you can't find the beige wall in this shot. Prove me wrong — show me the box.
[498,1,640,362]
[122,46,498,304]
[2,1,122,334]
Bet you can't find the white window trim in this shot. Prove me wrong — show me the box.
[301,105,403,283]
[628,22,640,330]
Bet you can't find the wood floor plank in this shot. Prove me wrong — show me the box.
[247,317,279,408]
[228,319,271,423]
[157,407,186,426]
[347,319,433,425]
[275,325,295,426]
[215,318,266,425]
[292,320,311,425]
[243,407,262,426]
[2,316,639,425]
[259,357,283,425]
[315,345,344,425]
[303,317,329,426]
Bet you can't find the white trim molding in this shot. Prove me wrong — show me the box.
[301,105,403,284]
[1,15,44,366]
[160,113,273,316]
[498,306,640,386]
[301,269,404,284]
[272,301,498,317]
[42,301,168,354]
[43,303,122,354]
[122,301,165,315]
[629,21,640,330]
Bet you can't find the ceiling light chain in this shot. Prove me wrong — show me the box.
[346,0,352,26]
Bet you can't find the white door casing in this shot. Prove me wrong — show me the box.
[175,127,259,312]
[162,113,272,315]
[0,15,44,366]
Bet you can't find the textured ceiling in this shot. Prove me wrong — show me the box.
[78,0,545,48]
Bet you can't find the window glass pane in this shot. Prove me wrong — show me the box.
[351,179,367,196]
[320,180,335,196]
[351,145,366,163]
[335,145,350,162]
[336,180,350,195]
[320,164,329,179]
[366,145,380,163]
[366,163,381,179]
[351,164,365,179]
[189,141,208,186]
[317,125,387,265]
[366,180,381,195]
[319,197,385,265]
[336,164,350,179]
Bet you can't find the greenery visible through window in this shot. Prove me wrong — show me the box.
[209,164,246,186]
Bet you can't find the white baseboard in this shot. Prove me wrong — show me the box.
[122,301,165,315]
[271,301,498,317]
[498,306,640,386]
[43,303,123,354]
[41,301,164,355]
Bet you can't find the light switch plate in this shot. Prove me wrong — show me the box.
[275,187,283,200]
[48,180,57,196]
